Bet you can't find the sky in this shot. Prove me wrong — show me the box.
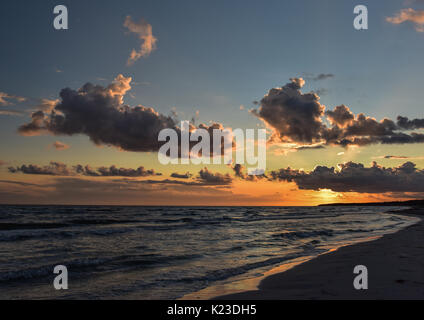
[1,0,424,205]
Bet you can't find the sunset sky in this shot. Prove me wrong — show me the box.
[1,0,424,205]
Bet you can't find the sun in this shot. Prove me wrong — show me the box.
[319,188,340,201]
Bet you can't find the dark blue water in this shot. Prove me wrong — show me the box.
[0,205,418,299]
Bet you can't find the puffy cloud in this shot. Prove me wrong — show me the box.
[50,141,70,151]
[251,77,326,144]
[18,75,176,151]
[197,168,233,185]
[0,92,26,106]
[18,111,48,136]
[325,105,354,127]
[18,75,231,155]
[386,8,424,32]
[251,78,424,148]
[270,161,424,193]
[124,16,157,65]
[8,162,161,177]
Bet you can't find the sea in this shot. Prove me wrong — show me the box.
[0,205,419,299]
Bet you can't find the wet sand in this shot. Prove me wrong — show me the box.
[214,208,424,300]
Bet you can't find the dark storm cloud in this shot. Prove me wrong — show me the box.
[270,161,424,193]
[252,78,424,148]
[9,162,160,177]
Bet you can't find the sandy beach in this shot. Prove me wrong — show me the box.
[215,207,424,300]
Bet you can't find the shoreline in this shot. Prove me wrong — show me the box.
[209,207,424,300]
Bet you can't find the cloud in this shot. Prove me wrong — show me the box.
[250,77,326,144]
[124,16,157,65]
[386,8,424,32]
[270,161,424,193]
[18,111,48,136]
[8,162,161,177]
[8,162,73,176]
[374,155,424,160]
[383,155,409,159]
[0,175,269,205]
[197,168,233,185]
[397,116,424,130]
[0,110,25,116]
[18,76,230,155]
[18,75,175,151]
[50,141,70,151]
[33,98,60,113]
[304,73,335,81]
[325,105,354,127]
[314,73,334,81]
[75,165,161,177]
[170,172,192,179]
[0,92,26,106]
[0,180,41,187]
[251,77,424,148]
[231,163,267,181]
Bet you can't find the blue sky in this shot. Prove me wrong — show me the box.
[3,0,424,124]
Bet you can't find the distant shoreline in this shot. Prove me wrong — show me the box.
[318,199,424,207]
[213,206,424,300]
[0,199,423,207]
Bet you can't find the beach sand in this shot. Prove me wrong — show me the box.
[214,208,424,300]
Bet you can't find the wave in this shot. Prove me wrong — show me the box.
[0,253,202,283]
[271,229,335,240]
